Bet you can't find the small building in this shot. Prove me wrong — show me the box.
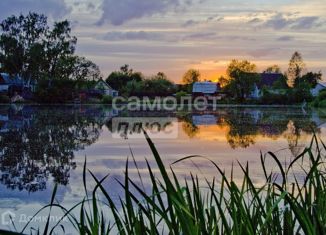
[311,82,326,97]
[250,73,284,99]
[94,79,119,97]
[192,82,222,96]
[0,73,37,97]
[0,73,23,94]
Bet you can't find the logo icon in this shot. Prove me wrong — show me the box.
[1,211,16,226]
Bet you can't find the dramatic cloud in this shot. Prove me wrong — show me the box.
[102,31,163,41]
[97,0,197,26]
[0,0,70,19]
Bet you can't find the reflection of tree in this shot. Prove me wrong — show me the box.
[177,114,200,138]
[182,122,199,138]
[224,110,259,149]
[227,133,255,149]
[0,106,107,192]
[176,109,323,150]
[284,117,319,156]
[258,113,289,139]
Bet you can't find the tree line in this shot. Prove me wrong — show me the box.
[0,12,100,84]
[0,12,323,104]
[216,52,322,103]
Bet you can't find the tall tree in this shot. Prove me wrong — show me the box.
[182,69,200,84]
[226,59,259,101]
[0,13,97,85]
[44,20,77,80]
[0,13,48,80]
[287,51,305,87]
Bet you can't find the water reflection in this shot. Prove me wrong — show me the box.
[180,108,324,151]
[0,105,115,192]
[1,105,326,193]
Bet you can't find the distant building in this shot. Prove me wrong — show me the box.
[250,73,284,99]
[311,82,326,97]
[0,73,23,94]
[93,79,119,97]
[0,73,37,96]
[192,82,227,100]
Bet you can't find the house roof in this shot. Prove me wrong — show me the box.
[258,73,283,88]
[95,79,116,91]
[192,82,220,94]
[316,82,326,88]
[0,73,23,85]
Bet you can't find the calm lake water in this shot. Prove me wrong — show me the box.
[0,104,326,233]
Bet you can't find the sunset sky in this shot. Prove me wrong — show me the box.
[0,0,325,82]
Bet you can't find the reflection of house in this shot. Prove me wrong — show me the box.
[251,73,283,99]
[192,115,217,125]
[94,79,119,97]
[311,82,326,97]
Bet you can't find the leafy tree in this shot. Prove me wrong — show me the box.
[287,51,305,87]
[105,64,143,93]
[0,13,48,80]
[217,75,229,88]
[295,71,322,89]
[125,72,175,97]
[43,20,77,80]
[0,12,97,86]
[182,69,200,84]
[71,56,101,81]
[272,74,289,89]
[264,65,281,73]
[120,64,133,76]
[225,59,259,101]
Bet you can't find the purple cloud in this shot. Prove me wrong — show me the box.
[0,0,70,19]
[97,0,198,26]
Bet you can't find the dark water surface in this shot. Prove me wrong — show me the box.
[0,104,325,233]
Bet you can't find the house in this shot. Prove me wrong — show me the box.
[0,73,23,94]
[250,73,284,99]
[311,82,326,97]
[192,82,227,99]
[0,73,37,96]
[94,79,119,97]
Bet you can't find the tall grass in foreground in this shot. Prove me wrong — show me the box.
[8,132,326,235]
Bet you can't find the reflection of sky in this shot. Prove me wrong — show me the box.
[1,105,326,232]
